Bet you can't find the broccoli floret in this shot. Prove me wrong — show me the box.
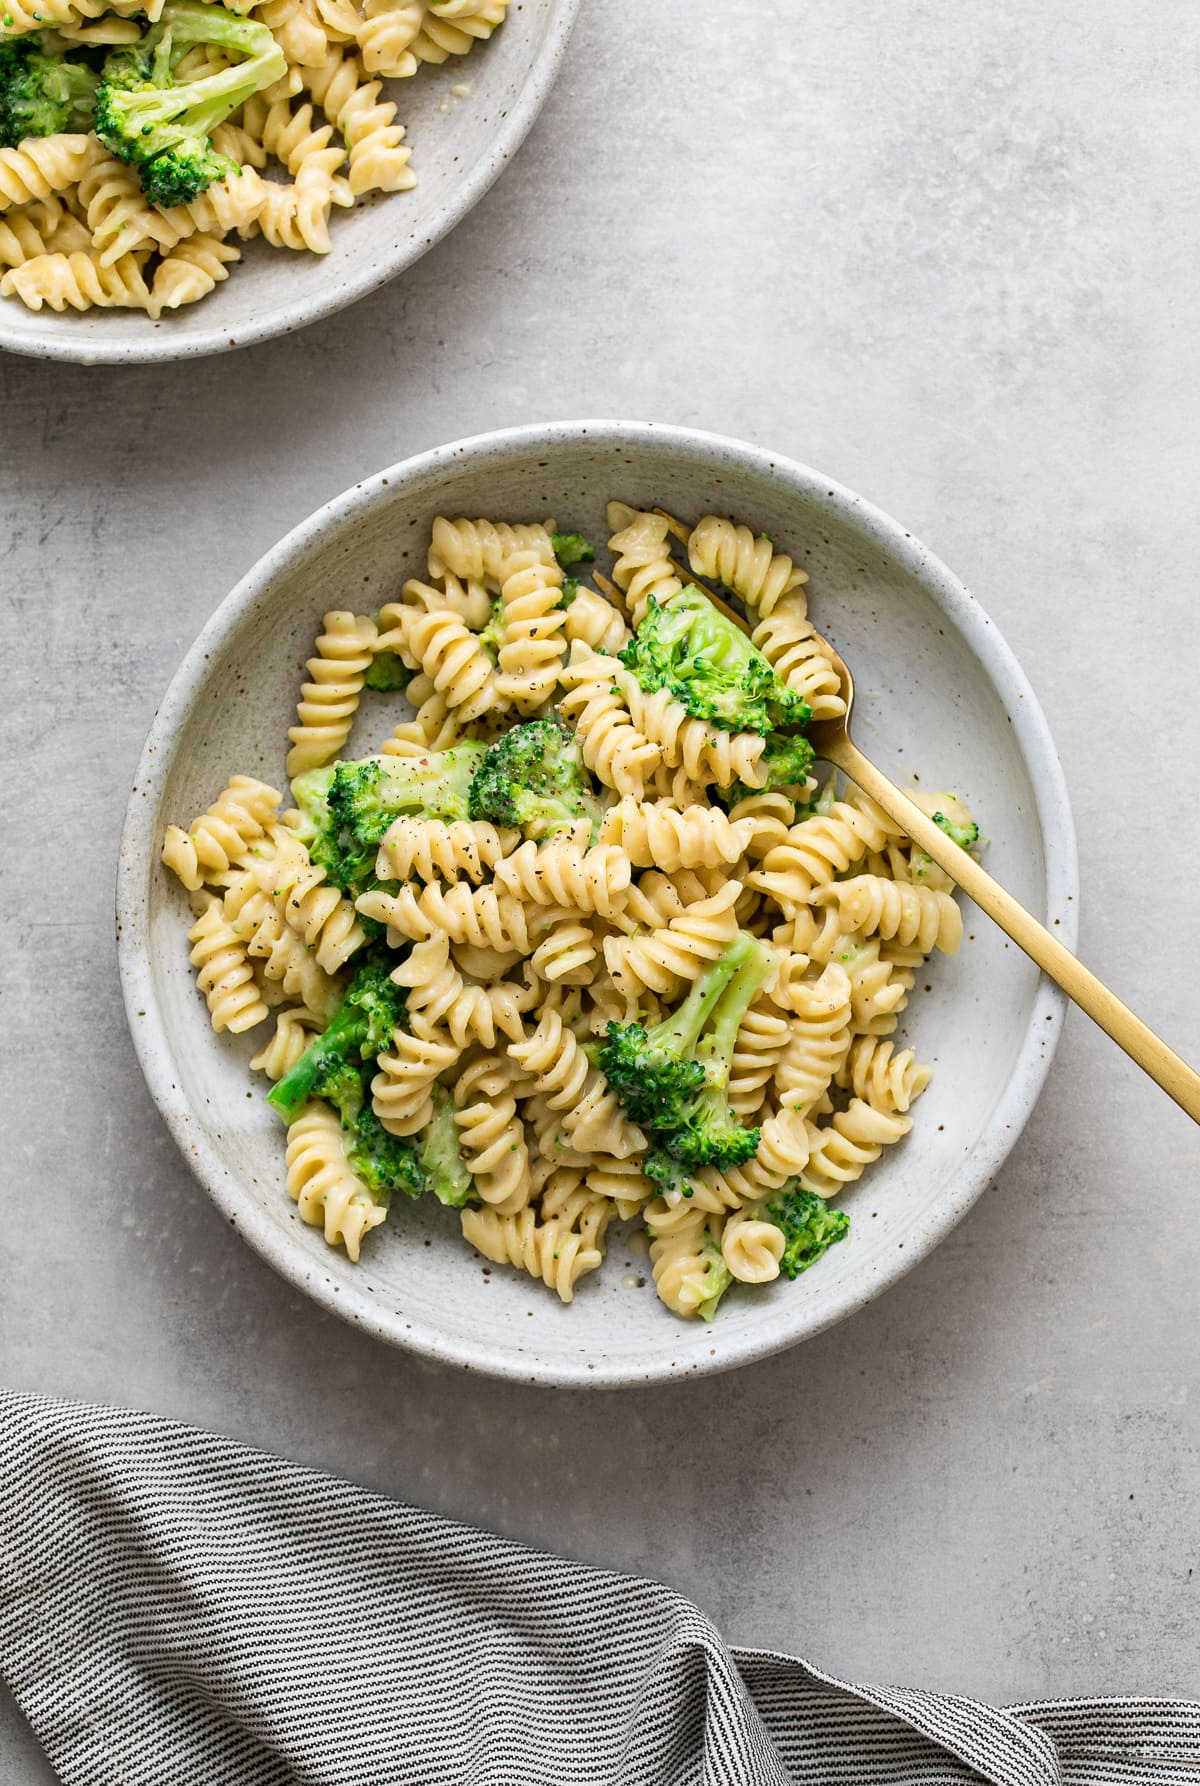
[268,946,408,1125]
[94,1,284,206]
[552,530,594,570]
[0,36,98,146]
[932,803,980,851]
[345,1095,426,1203]
[760,1183,849,1278]
[558,578,581,609]
[468,717,600,841]
[363,651,414,693]
[296,745,487,894]
[416,1084,473,1207]
[618,587,812,735]
[600,930,773,1170]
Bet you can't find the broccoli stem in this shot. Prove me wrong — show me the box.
[699,934,773,1081]
[643,936,754,1061]
[268,1000,363,1125]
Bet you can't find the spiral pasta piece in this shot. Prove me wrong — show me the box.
[147,236,241,317]
[527,914,599,985]
[352,0,423,75]
[223,868,343,1019]
[0,247,149,312]
[558,642,659,796]
[598,797,755,872]
[603,879,741,1000]
[494,545,567,711]
[615,669,766,790]
[507,1008,590,1110]
[729,997,792,1117]
[493,839,631,917]
[242,90,346,184]
[381,675,464,757]
[250,1005,322,1079]
[814,874,963,956]
[157,166,267,238]
[605,503,683,628]
[77,154,179,266]
[254,0,330,66]
[721,1210,786,1284]
[726,790,796,861]
[257,828,366,973]
[251,177,342,255]
[747,797,900,911]
[187,898,270,1035]
[750,594,846,720]
[563,584,629,655]
[801,1099,913,1199]
[453,1058,531,1215]
[372,1027,460,1135]
[843,937,913,1036]
[286,610,378,775]
[357,880,550,955]
[285,1104,388,1260]
[583,1157,655,1219]
[648,1209,728,1320]
[406,0,509,67]
[0,135,98,210]
[429,516,553,583]
[773,963,854,1114]
[388,933,493,1046]
[837,1035,932,1115]
[0,206,59,269]
[686,514,808,619]
[461,1186,608,1304]
[376,816,514,885]
[161,774,282,891]
[386,601,497,720]
[559,1068,646,1159]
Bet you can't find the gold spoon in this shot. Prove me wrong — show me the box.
[642,526,1200,1124]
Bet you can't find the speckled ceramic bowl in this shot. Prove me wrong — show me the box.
[118,421,1078,1387]
[0,0,579,365]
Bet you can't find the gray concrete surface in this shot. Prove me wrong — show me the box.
[3,1,1199,1773]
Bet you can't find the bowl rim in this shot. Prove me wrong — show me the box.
[117,419,1080,1388]
[0,0,582,367]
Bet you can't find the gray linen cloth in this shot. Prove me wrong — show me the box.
[0,1392,1196,1786]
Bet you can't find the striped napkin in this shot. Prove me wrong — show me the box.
[0,1392,1195,1785]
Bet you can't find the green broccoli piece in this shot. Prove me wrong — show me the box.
[345,1095,426,1203]
[293,745,487,894]
[618,587,812,735]
[268,946,408,1126]
[94,0,284,206]
[551,530,594,570]
[475,594,505,660]
[932,803,980,851]
[468,717,601,841]
[416,1084,473,1207]
[363,651,414,693]
[600,930,773,1170]
[760,1183,849,1278]
[0,36,98,146]
[558,578,581,609]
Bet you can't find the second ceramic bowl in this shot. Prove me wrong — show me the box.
[0,0,580,364]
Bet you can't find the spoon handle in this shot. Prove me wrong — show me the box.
[823,733,1200,1125]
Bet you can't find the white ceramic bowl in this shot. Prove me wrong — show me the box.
[118,421,1078,1387]
[0,0,579,364]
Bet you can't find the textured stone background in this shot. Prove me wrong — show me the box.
[2,1,1199,1772]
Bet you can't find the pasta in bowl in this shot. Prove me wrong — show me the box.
[119,421,1077,1385]
[0,0,579,360]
